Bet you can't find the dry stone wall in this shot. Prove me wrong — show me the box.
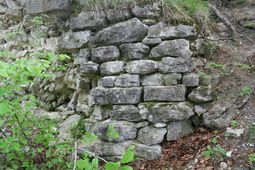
[0,0,214,161]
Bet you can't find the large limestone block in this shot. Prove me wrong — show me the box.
[111,105,142,122]
[120,43,150,60]
[188,86,214,103]
[126,60,158,75]
[58,31,91,53]
[106,8,132,23]
[144,85,186,102]
[108,87,142,104]
[150,39,192,58]
[131,4,161,19]
[167,120,194,141]
[91,46,120,63]
[137,126,167,145]
[70,11,107,31]
[133,143,162,160]
[100,61,125,75]
[148,22,196,40]
[90,87,142,105]
[93,18,148,45]
[138,102,194,123]
[159,57,195,73]
[115,74,140,87]
[24,0,71,18]
[93,120,137,142]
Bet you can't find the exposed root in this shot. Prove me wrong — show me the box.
[208,4,237,39]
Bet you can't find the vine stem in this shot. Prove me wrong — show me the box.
[73,142,77,170]
[78,148,108,163]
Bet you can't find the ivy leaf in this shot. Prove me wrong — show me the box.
[0,101,10,115]
[91,158,99,169]
[106,124,119,139]
[121,165,133,170]
[76,159,88,170]
[105,162,120,170]
[121,146,135,164]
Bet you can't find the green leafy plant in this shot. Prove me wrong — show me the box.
[249,153,255,165]
[76,145,136,170]
[107,123,120,140]
[31,16,44,26]
[0,51,73,169]
[203,144,227,159]
[239,86,253,96]
[230,120,238,128]
[237,63,252,71]
[243,21,255,29]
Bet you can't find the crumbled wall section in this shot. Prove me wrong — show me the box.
[0,0,214,161]
[60,5,213,160]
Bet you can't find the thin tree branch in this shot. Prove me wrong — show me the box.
[78,148,108,163]
[73,142,77,170]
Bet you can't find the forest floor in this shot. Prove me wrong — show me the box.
[132,0,255,169]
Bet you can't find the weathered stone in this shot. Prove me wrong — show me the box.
[93,18,148,45]
[138,102,194,123]
[89,88,109,105]
[64,68,78,89]
[70,11,107,31]
[78,140,132,157]
[59,114,81,140]
[5,0,23,19]
[188,86,214,103]
[115,74,140,87]
[76,92,92,115]
[91,106,112,121]
[112,105,142,122]
[144,85,186,102]
[80,61,99,75]
[135,121,149,128]
[90,87,142,105]
[153,123,167,128]
[108,87,142,104]
[120,43,150,60]
[106,8,133,23]
[142,73,164,86]
[131,4,160,19]
[142,19,157,26]
[194,104,208,116]
[100,61,125,75]
[24,0,71,18]
[182,74,199,87]
[226,128,245,137]
[93,120,137,142]
[138,126,167,145]
[150,39,192,58]
[98,76,116,88]
[126,60,158,75]
[164,73,182,86]
[142,37,162,46]
[203,104,228,129]
[91,46,120,63]
[167,120,194,141]
[133,143,162,160]
[58,31,91,53]
[35,110,62,121]
[159,57,195,73]
[72,48,91,65]
[0,4,7,14]
[148,22,196,40]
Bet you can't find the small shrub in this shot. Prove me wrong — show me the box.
[239,86,253,96]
